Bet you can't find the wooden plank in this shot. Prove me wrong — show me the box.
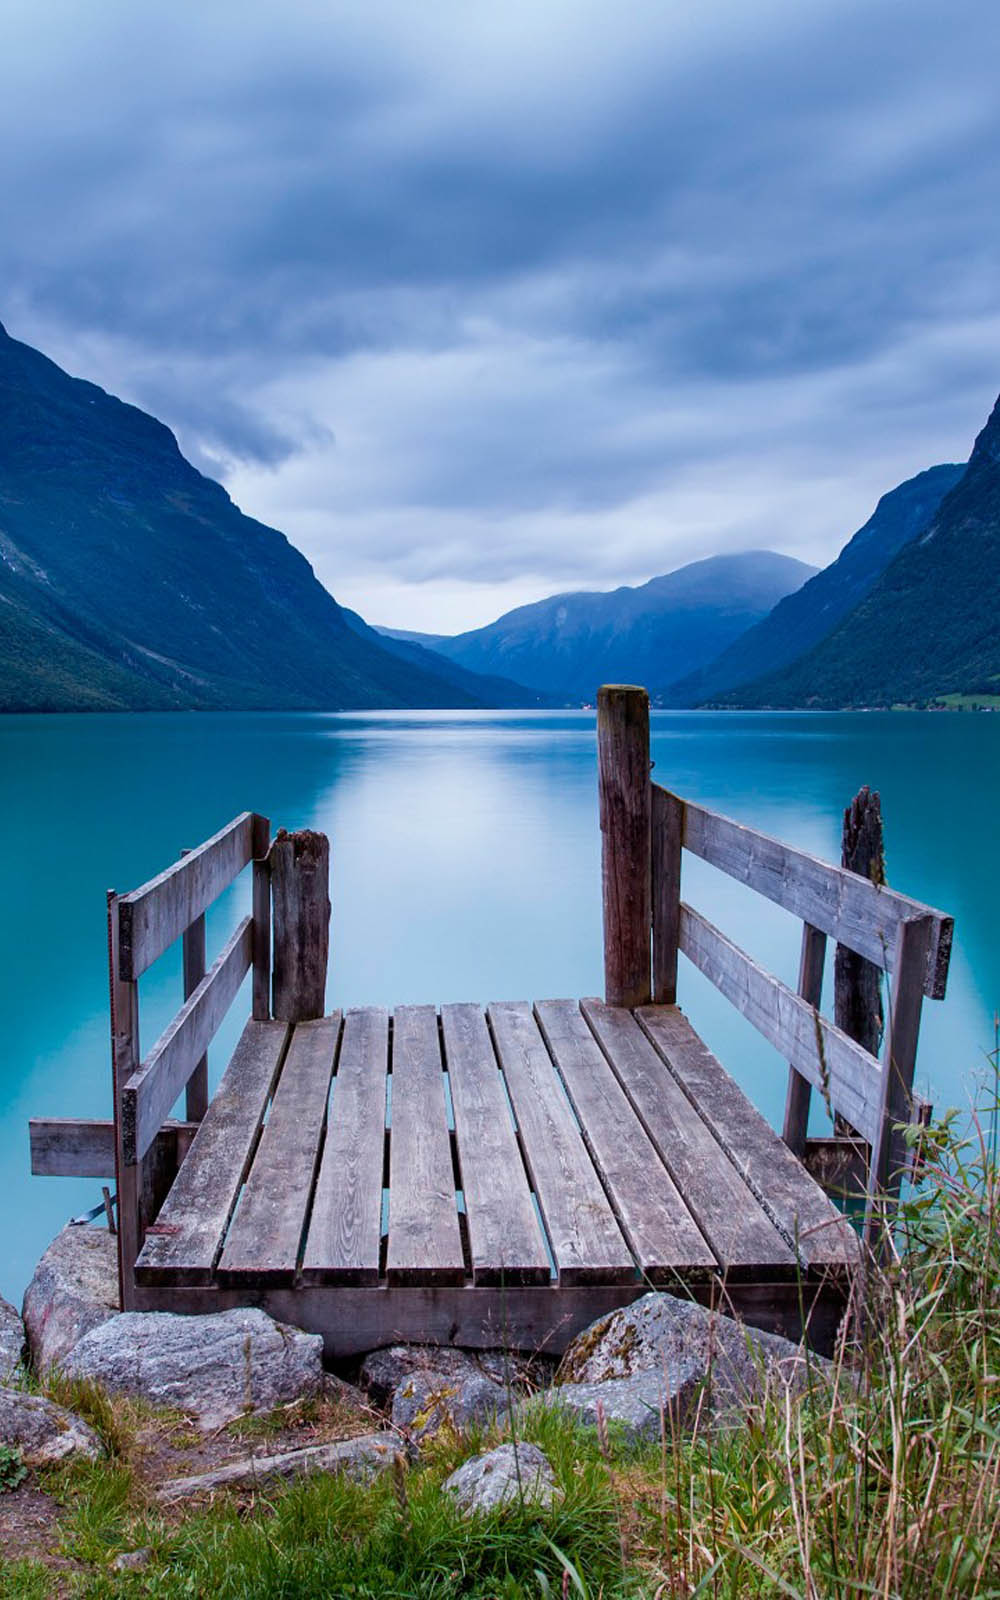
[219,1015,340,1282]
[579,1000,795,1277]
[597,686,652,1007]
[121,916,253,1164]
[117,813,254,979]
[271,830,330,1023]
[29,1118,198,1178]
[536,1001,716,1278]
[135,1019,289,1285]
[487,1001,635,1285]
[302,1007,388,1285]
[865,915,932,1252]
[108,890,140,1309]
[182,888,208,1122]
[672,788,952,999]
[678,903,882,1145]
[441,1004,550,1286]
[652,783,682,1004]
[252,815,271,1021]
[386,1005,464,1286]
[636,1004,860,1270]
[782,923,827,1155]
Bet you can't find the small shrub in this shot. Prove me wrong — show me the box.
[0,1445,27,1494]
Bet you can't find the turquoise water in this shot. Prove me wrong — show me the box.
[2,709,997,1304]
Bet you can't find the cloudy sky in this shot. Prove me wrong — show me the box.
[3,1,999,631]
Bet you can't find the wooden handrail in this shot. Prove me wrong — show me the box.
[117,811,258,979]
[661,785,952,1000]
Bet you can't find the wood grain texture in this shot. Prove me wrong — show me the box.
[271,830,330,1023]
[108,890,140,1308]
[781,923,827,1155]
[597,686,652,1007]
[252,814,271,1021]
[121,916,253,1164]
[117,813,255,980]
[671,788,952,999]
[652,783,683,1005]
[182,899,208,1122]
[678,903,882,1145]
[580,1000,794,1277]
[835,788,886,1058]
[865,915,932,1251]
[536,1000,715,1278]
[386,1005,465,1285]
[302,1006,388,1285]
[135,1019,289,1285]
[219,1015,340,1282]
[29,1118,198,1178]
[636,1004,860,1270]
[487,1001,635,1285]
[441,1004,550,1285]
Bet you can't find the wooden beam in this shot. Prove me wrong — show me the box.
[30,1118,201,1178]
[181,847,208,1123]
[865,915,932,1253]
[782,923,827,1155]
[121,916,253,1164]
[671,788,952,1000]
[108,890,140,1310]
[252,814,271,1021]
[678,902,882,1145]
[271,830,330,1023]
[651,783,682,1005]
[117,813,254,980]
[597,685,651,1008]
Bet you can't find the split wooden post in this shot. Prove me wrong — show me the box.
[651,784,683,1004]
[864,914,933,1254]
[180,849,209,1123]
[271,829,331,1022]
[781,922,827,1154]
[597,685,652,1008]
[251,814,271,1020]
[835,788,885,1060]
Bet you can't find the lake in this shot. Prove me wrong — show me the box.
[2,708,997,1305]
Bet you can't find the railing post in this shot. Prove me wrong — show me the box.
[597,685,652,1008]
[252,814,271,1021]
[108,891,140,1310]
[864,914,932,1255]
[782,922,827,1154]
[180,847,208,1122]
[651,785,683,1005]
[271,828,331,1022]
[835,787,885,1066]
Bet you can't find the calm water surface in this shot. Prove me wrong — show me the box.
[2,709,998,1303]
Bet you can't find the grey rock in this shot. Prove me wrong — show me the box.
[22,1224,119,1373]
[392,1367,506,1442]
[112,1549,153,1572]
[444,1442,558,1515]
[0,1383,103,1465]
[63,1308,324,1430]
[524,1360,704,1444]
[156,1430,402,1502]
[0,1296,25,1383]
[558,1292,831,1421]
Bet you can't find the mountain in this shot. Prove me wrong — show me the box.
[340,610,550,706]
[728,393,1000,708]
[666,463,965,706]
[0,320,540,712]
[415,551,816,703]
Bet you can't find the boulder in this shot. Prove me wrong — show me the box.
[558,1292,831,1421]
[444,1442,558,1515]
[360,1345,515,1442]
[63,1308,324,1430]
[22,1225,119,1373]
[156,1431,401,1502]
[524,1360,703,1444]
[0,1296,25,1383]
[0,1385,102,1466]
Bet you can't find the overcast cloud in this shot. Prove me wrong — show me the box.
[3,0,999,629]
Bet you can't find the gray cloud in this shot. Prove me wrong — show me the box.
[2,0,999,628]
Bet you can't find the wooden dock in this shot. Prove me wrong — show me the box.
[30,686,954,1358]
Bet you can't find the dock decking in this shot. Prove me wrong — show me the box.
[131,999,857,1354]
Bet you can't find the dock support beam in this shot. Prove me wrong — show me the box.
[597,685,651,1008]
[271,829,331,1022]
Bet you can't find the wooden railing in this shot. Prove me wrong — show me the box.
[597,685,954,1246]
[107,812,271,1306]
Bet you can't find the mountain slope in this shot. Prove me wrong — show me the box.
[421,551,816,702]
[0,320,536,712]
[341,609,550,706]
[729,394,1000,708]
[666,463,965,706]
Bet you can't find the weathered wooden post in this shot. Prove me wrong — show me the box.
[835,787,885,1058]
[270,828,331,1021]
[651,785,683,1005]
[864,913,932,1254]
[597,685,652,1008]
[180,848,209,1123]
[251,813,271,1020]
